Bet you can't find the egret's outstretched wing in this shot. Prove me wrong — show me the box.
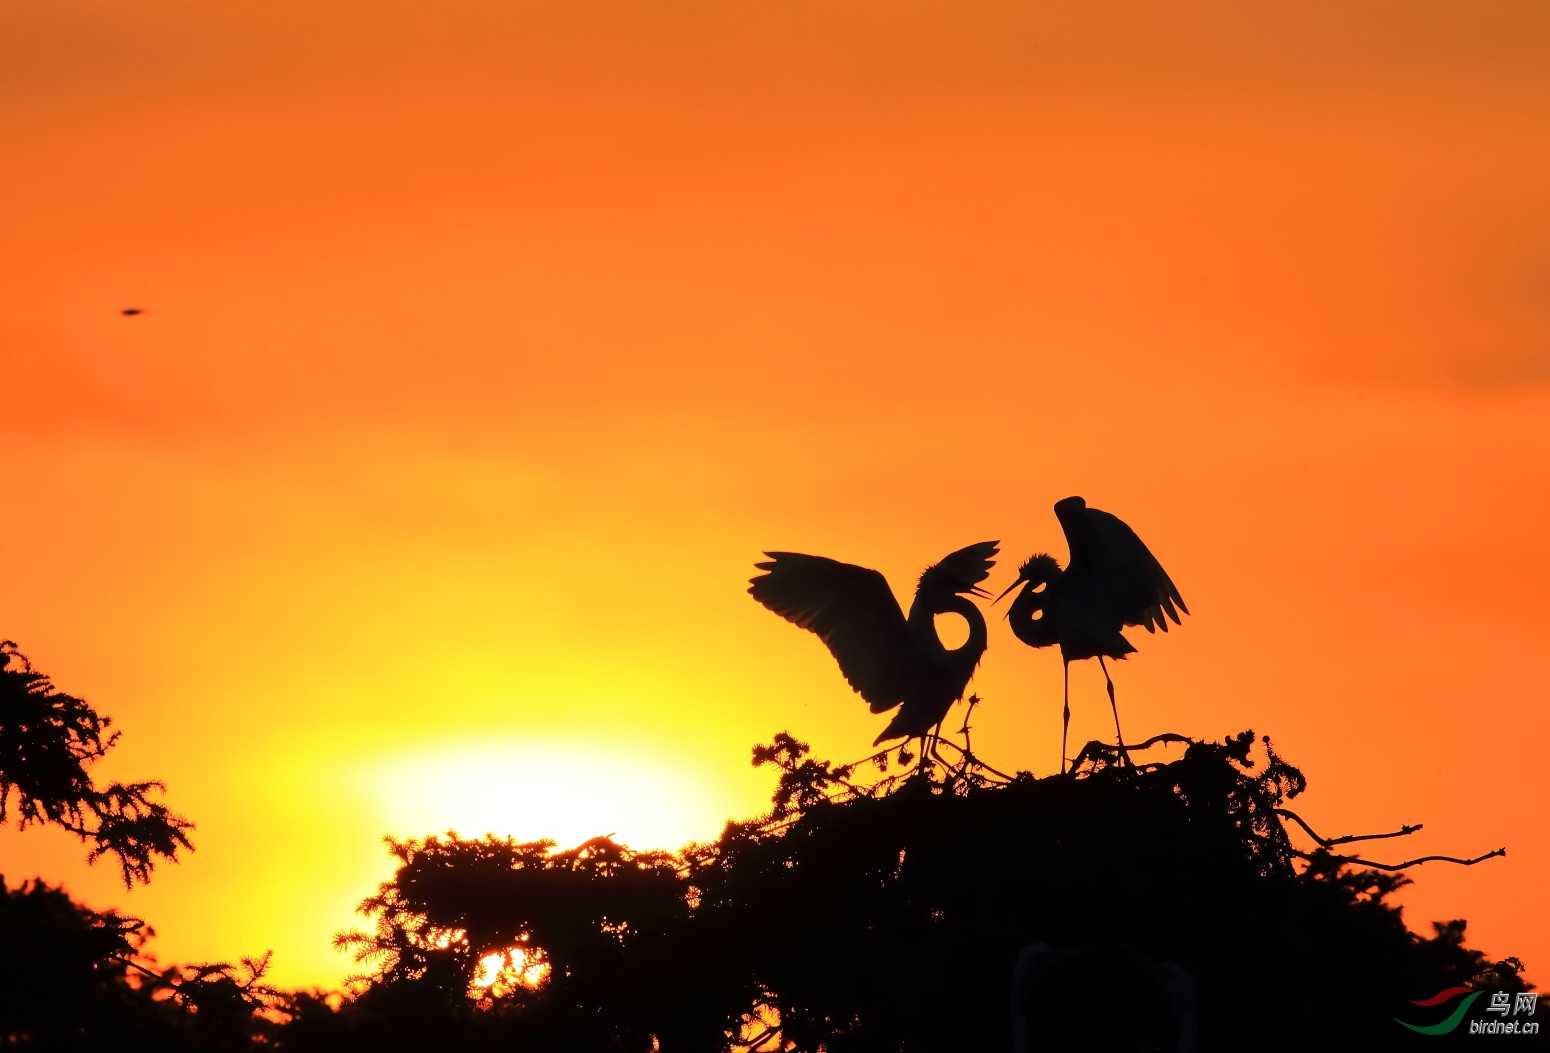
[749,553,914,713]
[1054,498,1188,634]
[917,540,999,597]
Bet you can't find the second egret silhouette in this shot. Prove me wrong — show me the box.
[997,497,1187,773]
[750,541,999,759]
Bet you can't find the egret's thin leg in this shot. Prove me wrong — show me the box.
[1061,661,1071,775]
[1098,656,1130,766]
[929,716,948,766]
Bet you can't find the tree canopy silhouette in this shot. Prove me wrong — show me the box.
[0,642,295,1050]
[0,640,192,886]
[320,727,1540,1052]
[0,644,1538,1050]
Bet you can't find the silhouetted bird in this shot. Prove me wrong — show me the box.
[996,497,1186,772]
[749,541,999,757]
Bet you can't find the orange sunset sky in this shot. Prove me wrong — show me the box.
[2,0,1548,991]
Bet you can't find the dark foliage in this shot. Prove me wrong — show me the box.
[0,643,291,1050]
[1,641,1538,1050]
[0,875,305,1051]
[309,730,1542,1052]
[0,875,163,1048]
[331,833,711,1047]
[0,641,192,886]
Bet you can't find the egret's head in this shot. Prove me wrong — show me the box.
[994,553,1062,604]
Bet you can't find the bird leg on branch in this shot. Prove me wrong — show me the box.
[947,694,1014,782]
[914,734,935,777]
[927,736,1014,784]
[1097,656,1131,768]
[927,719,950,768]
[852,697,1018,786]
[958,694,978,756]
[1060,661,1071,775]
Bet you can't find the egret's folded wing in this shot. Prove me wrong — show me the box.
[917,540,999,595]
[1080,508,1189,633]
[749,552,914,713]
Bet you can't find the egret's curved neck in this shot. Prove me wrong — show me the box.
[910,593,988,665]
[1007,583,1059,649]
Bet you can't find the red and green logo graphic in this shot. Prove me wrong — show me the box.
[1395,987,1482,1034]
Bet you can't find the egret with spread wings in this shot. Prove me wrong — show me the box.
[996,497,1187,773]
[749,541,999,759]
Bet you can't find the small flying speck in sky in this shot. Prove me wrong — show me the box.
[121,308,145,316]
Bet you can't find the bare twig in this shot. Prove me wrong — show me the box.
[739,1023,784,1051]
[951,695,1015,782]
[1125,732,1193,753]
[841,699,1014,788]
[1274,808,1421,848]
[1275,807,1505,871]
[851,747,887,768]
[958,694,980,757]
[929,737,1014,783]
[1292,846,1506,872]
[107,953,167,986]
[1069,732,1193,774]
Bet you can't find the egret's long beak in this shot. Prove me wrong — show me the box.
[968,584,992,599]
[993,575,1027,604]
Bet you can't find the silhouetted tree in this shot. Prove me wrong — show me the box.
[331,833,731,1050]
[0,641,192,886]
[3,642,1537,1050]
[0,642,286,1049]
[319,729,1542,1052]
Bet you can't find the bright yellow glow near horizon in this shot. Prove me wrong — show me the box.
[2,0,1548,1000]
[359,739,735,852]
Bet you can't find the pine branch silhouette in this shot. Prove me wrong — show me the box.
[0,641,193,886]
